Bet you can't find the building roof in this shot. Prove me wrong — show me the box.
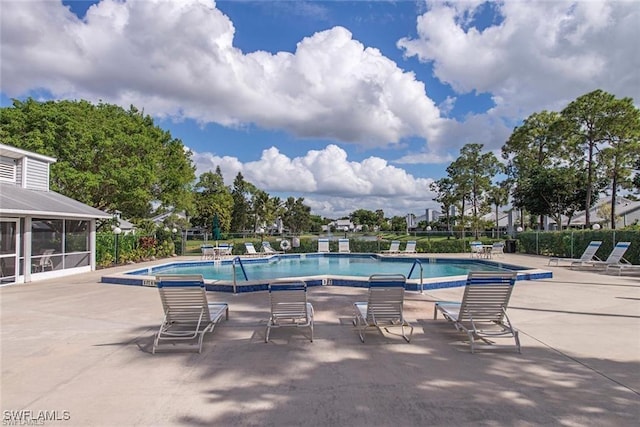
[0,143,56,163]
[0,183,111,219]
[150,211,187,224]
[547,197,640,226]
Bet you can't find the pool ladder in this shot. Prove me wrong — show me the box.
[232,257,248,293]
[407,259,424,294]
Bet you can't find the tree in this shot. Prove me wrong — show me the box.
[447,144,503,238]
[308,215,325,233]
[230,172,251,232]
[389,216,407,232]
[597,96,640,228]
[560,90,625,226]
[0,98,195,219]
[513,166,587,228]
[282,197,311,233]
[634,159,640,193]
[502,110,564,175]
[430,177,456,232]
[191,169,233,233]
[350,209,379,229]
[502,110,563,229]
[375,210,385,228]
[487,181,510,236]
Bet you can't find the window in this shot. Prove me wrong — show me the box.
[0,158,16,183]
[32,219,63,255]
[65,220,89,253]
[64,220,90,268]
[31,219,91,272]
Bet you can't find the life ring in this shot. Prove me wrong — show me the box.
[280,239,291,251]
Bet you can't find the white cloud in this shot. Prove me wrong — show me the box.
[392,0,640,161]
[398,0,640,116]
[3,0,635,173]
[191,145,437,217]
[0,0,443,148]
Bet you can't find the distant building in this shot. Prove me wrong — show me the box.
[414,208,442,224]
[150,211,187,226]
[547,197,640,229]
[0,143,111,285]
[322,219,360,232]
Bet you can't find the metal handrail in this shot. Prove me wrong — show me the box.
[232,256,248,294]
[407,259,424,294]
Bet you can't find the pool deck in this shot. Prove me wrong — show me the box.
[1,253,639,426]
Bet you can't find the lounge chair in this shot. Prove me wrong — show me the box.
[573,241,632,270]
[152,274,229,354]
[261,241,283,254]
[338,238,350,253]
[491,242,504,258]
[403,241,417,254]
[33,249,55,272]
[433,272,520,353]
[317,238,330,253]
[606,261,640,276]
[383,240,400,253]
[469,241,483,258]
[244,242,259,256]
[548,241,602,266]
[352,274,413,343]
[217,243,233,257]
[265,281,314,342]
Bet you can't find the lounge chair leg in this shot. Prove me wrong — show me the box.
[197,333,205,353]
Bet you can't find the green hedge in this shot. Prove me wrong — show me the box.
[517,230,640,264]
[96,232,177,267]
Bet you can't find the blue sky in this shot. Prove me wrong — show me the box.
[1,0,638,218]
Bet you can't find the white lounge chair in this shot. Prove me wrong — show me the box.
[433,272,520,353]
[244,242,259,256]
[317,238,330,253]
[265,281,314,342]
[33,249,55,272]
[153,275,229,354]
[606,261,640,276]
[217,243,233,257]
[469,241,483,258]
[383,240,400,253]
[573,242,632,270]
[549,241,602,266]
[353,274,413,343]
[403,241,417,254]
[338,238,350,253]
[491,242,504,258]
[261,241,283,254]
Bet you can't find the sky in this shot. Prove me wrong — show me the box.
[1,0,638,219]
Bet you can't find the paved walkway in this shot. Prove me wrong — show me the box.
[1,254,639,426]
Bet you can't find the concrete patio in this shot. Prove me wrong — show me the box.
[1,253,639,426]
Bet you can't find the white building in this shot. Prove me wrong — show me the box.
[0,143,111,285]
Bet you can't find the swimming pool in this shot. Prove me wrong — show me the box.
[101,253,552,292]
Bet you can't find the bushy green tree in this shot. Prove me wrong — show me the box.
[430,177,455,231]
[513,166,588,228]
[560,90,633,226]
[192,168,233,232]
[447,143,503,238]
[230,172,251,232]
[282,197,311,233]
[350,209,379,229]
[0,99,195,219]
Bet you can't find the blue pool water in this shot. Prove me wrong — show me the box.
[132,254,520,282]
